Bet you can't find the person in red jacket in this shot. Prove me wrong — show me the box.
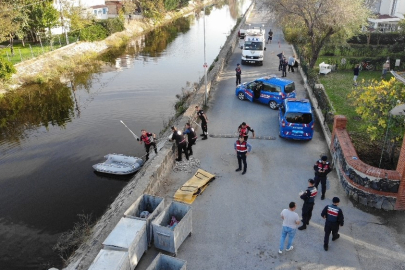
[314,156,332,200]
[138,129,157,161]
[234,135,252,175]
[238,122,255,141]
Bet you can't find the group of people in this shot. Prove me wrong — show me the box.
[277,51,298,77]
[353,60,391,86]
[279,155,344,253]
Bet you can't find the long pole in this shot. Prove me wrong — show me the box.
[204,5,208,106]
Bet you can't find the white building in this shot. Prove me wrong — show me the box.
[368,0,405,32]
[52,0,109,34]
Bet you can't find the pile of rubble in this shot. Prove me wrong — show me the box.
[173,157,201,173]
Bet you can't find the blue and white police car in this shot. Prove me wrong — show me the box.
[278,98,314,140]
[235,75,296,110]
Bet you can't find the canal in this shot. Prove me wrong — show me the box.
[0,1,251,269]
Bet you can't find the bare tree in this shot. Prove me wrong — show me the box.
[270,0,370,68]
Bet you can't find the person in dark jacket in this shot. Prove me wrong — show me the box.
[321,197,344,251]
[314,156,332,200]
[235,63,242,86]
[195,105,208,140]
[170,126,189,162]
[353,64,360,86]
[183,123,197,156]
[277,51,284,71]
[298,179,317,230]
[281,58,288,77]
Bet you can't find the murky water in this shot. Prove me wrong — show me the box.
[0,1,251,269]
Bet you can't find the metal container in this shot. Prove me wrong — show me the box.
[124,194,165,246]
[152,201,192,256]
[146,253,187,270]
[88,249,130,270]
[102,218,147,269]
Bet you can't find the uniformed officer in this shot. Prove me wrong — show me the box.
[321,197,344,251]
[314,156,332,200]
[183,123,197,156]
[238,122,255,141]
[195,105,208,140]
[298,179,317,230]
[170,126,189,162]
[234,135,252,175]
[138,129,157,161]
[235,63,242,86]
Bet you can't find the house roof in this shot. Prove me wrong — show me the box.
[90,5,108,9]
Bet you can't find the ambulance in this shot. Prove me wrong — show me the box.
[240,26,266,66]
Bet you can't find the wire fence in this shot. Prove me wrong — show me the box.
[0,33,78,65]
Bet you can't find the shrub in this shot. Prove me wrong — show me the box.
[0,57,16,81]
[99,18,125,35]
[79,24,108,42]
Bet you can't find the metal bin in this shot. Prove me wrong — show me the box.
[102,217,147,269]
[152,201,192,256]
[146,253,187,270]
[88,249,130,270]
[124,194,165,246]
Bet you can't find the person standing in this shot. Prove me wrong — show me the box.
[170,126,189,162]
[234,135,252,175]
[138,129,157,161]
[353,64,360,86]
[382,60,390,79]
[235,63,242,86]
[183,123,197,156]
[281,58,288,77]
[321,197,344,251]
[267,29,273,44]
[277,51,284,71]
[195,105,208,140]
[238,122,255,141]
[288,56,295,72]
[314,155,331,200]
[279,202,301,254]
[298,179,317,230]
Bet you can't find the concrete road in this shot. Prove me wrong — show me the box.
[136,2,405,269]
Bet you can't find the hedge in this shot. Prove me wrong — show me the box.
[347,33,405,45]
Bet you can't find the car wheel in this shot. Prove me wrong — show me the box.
[241,60,245,65]
[269,101,277,110]
[238,92,245,100]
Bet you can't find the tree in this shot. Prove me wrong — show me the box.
[270,0,370,68]
[348,78,405,162]
[59,0,94,34]
[139,0,165,20]
[0,2,21,54]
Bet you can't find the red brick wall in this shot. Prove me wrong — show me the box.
[331,115,405,210]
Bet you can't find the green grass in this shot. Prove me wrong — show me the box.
[0,36,77,65]
[318,70,393,133]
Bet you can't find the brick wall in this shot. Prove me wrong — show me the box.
[331,115,405,211]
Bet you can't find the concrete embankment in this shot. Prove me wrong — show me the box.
[62,2,254,270]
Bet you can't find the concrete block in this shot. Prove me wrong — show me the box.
[382,199,394,211]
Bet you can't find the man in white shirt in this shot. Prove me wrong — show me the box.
[279,202,301,254]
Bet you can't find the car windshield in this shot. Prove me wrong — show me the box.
[285,112,312,124]
[285,82,295,93]
[244,41,263,51]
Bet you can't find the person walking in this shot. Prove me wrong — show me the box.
[238,122,255,141]
[138,129,157,161]
[279,202,301,254]
[195,105,208,140]
[277,51,284,71]
[235,63,242,86]
[382,60,390,79]
[234,135,252,175]
[353,64,360,86]
[281,58,288,77]
[321,197,344,251]
[170,126,189,162]
[267,29,273,44]
[288,56,295,72]
[298,179,317,230]
[314,155,331,200]
[183,123,197,156]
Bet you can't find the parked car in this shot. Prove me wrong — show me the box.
[278,98,314,140]
[235,75,296,109]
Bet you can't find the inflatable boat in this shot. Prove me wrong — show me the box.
[93,154,144,175]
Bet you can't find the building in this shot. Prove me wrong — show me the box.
[368,0,405,32]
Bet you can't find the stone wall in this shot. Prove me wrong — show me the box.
[330,115,405,211]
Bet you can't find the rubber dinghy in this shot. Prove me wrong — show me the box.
[93,154,144,175]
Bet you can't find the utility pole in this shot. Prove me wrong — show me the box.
[203,5,208,106]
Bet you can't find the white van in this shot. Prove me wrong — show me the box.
[240,26,266,66]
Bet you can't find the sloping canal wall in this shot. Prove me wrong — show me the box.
[63,2,254,270]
